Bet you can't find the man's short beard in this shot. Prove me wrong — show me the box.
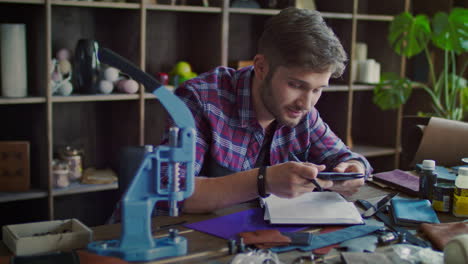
[260,72,299,128]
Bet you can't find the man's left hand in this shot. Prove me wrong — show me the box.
[327,160,366,196]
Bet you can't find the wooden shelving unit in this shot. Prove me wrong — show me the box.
[1,0,435,227]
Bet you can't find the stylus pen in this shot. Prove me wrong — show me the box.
[289,153,323,192]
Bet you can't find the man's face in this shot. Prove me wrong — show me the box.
[260,65,332,127]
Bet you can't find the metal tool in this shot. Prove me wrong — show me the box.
[86,47,196,261]
[361,192,398,218]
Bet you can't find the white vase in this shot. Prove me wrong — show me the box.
[0,24,28,97]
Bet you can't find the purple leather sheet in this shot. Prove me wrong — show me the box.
[184,208,308,240]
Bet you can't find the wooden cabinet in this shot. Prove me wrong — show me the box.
[0,0,433,226]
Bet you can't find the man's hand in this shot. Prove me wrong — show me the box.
[327,160,366,196]
[265,161,332,198]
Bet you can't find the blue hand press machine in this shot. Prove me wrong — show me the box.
[86,47,196,261]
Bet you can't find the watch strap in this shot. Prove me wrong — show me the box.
[257,166,270,198]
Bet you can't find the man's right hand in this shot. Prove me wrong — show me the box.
[265,161,332,198]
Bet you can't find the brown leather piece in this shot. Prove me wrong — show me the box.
[420,222,468,250]
[239,229,292,249]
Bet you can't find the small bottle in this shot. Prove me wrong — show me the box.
[52,159,70,188]
[453,167,468,217]
[419,160,437,200]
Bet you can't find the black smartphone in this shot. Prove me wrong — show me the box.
[316,172,364,181]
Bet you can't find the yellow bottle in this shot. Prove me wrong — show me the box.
[453,167,468,217]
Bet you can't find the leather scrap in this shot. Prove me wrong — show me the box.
[339,235,379,252]
[420,222,468,250]
[239,229,291,249]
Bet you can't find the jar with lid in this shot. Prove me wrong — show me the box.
[59,146,83,181]
[52,159,70,188]
[453,167,468,217]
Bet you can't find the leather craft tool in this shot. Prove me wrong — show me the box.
[361,192,398,218]
[86,47,196,261]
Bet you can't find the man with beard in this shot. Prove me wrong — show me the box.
[170,7,372,213]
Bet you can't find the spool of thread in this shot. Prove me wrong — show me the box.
[0,24,28,97]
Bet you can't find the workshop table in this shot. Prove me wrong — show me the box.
[0,182,464,264]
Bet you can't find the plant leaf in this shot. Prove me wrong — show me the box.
[373,73,413,110]
[432,8,468,54]
[388,12,431,57]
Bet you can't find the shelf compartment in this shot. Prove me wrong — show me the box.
[351,144,396,158]
[146,10,221,75]
[358,0,406,16]
[51,6,141,80]
[315,92,349,140]
[0,97,46,104]
[52,182,118,197]
[52,94,139,102]
[352,90,398,148]
[356,20,402,75]
[0,104,49,190]
[52,101,140,177]
[1,2,47,97]
[51,0,139,9]
[0,189,47,203]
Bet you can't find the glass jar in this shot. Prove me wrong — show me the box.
[52,159,70,188]
[59,146,83,181]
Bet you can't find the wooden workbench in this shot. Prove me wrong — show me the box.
[1,182,464,264]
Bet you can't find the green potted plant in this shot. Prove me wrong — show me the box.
[373,7,468,121]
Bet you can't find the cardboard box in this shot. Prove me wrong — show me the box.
[2,219,93,256]
[0,141,30,191]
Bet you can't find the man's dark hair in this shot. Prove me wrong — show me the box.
[258,7,347,78]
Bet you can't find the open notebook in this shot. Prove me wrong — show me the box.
[262,192,364,225]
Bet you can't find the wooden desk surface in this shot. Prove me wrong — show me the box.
[89,182,462,264]
[1,182,464,263]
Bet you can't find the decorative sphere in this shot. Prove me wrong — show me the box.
[117,79,139,94]
[58,60,72,74]
[56,48,71,61]
[104,67,120,82]
[99,80,114,94]
[172,61,192,78]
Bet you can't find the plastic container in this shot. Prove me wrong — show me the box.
[453,167,468,217]
[419,160,437,200]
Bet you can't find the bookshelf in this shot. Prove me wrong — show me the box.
[0,0,439,226]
